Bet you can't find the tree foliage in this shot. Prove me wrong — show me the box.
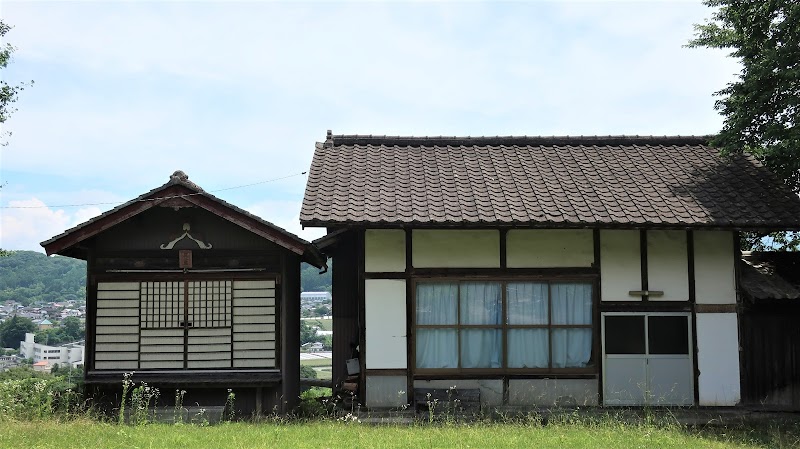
[0,20,32,139]
[689,1,800,189]
[0,315,36,349]
[0,251,86,306]
[690,1,800,251]
[301,262,332,292]
[35,317,84,345]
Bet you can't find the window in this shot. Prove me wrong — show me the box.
[414,280,594,372]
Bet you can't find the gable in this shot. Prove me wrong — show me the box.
[42,171,324,267]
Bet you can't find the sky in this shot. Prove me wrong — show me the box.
[0,0,739,252]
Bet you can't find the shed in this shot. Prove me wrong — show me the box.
[300,132,800,410]
[42,171,325,414]
[739,251,800,410]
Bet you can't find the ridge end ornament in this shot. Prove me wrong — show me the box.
[160,223,213,250]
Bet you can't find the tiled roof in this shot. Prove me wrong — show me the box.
[300,133,800,229]
[740,252,800,301]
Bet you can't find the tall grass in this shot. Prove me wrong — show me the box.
[0,375,83,421]
[2,372,800,448]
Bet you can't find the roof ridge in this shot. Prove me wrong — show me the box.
[328,134,714,147]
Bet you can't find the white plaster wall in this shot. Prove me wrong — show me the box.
[508,379,598,406]
[694,231,736,304]
[600,230,641,301]
[647,230,689,301]
[696,313,741,406]
[412,230,500,268]
[366,376,408,408]
[365,229,406,272]
[506,229,594,268]
[414,379,503,407]
[365,280,407,369]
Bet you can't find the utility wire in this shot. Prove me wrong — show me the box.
[0,171,307,209]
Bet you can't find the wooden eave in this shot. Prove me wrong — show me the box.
[42,183,325,268]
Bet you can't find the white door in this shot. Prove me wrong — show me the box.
[602,313,693,405]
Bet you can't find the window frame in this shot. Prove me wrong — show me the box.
[412,276,598,376]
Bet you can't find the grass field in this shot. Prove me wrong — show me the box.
[2,418,794,449]
[310,318,332,331]
[300,357,332,380]
[300,358,332,368]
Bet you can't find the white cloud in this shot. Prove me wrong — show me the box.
[0,198,101,252]
[0,0,744,251]
[245,199,325,243]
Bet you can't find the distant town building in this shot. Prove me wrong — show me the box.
[36,319,54,331]
[32,361,50,373]
[19,333,84,369]
[301,342,324,352]
[301,291,331,302]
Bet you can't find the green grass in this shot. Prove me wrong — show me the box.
[300,358,332,368]
[312,367,332,380]
[309,318,332,331]
[0,418,794,449]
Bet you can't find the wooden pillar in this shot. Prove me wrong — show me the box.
[280,252,301,413]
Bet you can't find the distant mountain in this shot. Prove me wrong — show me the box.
[0,251,86,306]
[0,251,332,306]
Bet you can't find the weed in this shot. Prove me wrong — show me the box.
[225,389,236,422]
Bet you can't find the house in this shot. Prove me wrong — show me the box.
[37,319,54,331]
[300,132,800,410]
[19,333,84,368]
[737,252,800,410]
[301,342,324,352]
[41,171,325,415]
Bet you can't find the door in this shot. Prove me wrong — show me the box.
[95,279,277,371]
[139,280,232,369]
[602,313,693,405]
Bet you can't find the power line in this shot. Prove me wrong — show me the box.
[0,171,307,209]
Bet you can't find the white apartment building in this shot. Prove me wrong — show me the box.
[300,291,332,302]
[19,333,84,369]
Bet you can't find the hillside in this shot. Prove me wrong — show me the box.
[0,251,86,306]
[0,251,331,306]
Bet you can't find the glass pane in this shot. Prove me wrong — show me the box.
[552,328,592,368]
[416,329,458,368]
[604,315,645,354]
[460,282,501,325]
[506,282,548,325]
[460,329,502,368]
[508,328,549,368]
[648,316,689,355]
[551,283,592,325]
[416,283,457,325]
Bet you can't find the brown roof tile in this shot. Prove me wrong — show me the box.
[300,134,800,229]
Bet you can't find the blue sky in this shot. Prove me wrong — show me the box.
[0,1,738,251]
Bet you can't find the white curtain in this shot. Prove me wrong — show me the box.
[507,282,549,368]
[506,282,548,324]
[416,283,458,368]
[416,281,592,370]
[460,283,501,368]
[508,329,549,368]
[551,283,592,368]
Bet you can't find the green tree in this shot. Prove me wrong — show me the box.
[0,315,36,349]
[0,20,31,138]
[60,317,83,341]
[689,1,800,188]
[689,1,800,250]
[300,320,323,346]
[300,365,318,379]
